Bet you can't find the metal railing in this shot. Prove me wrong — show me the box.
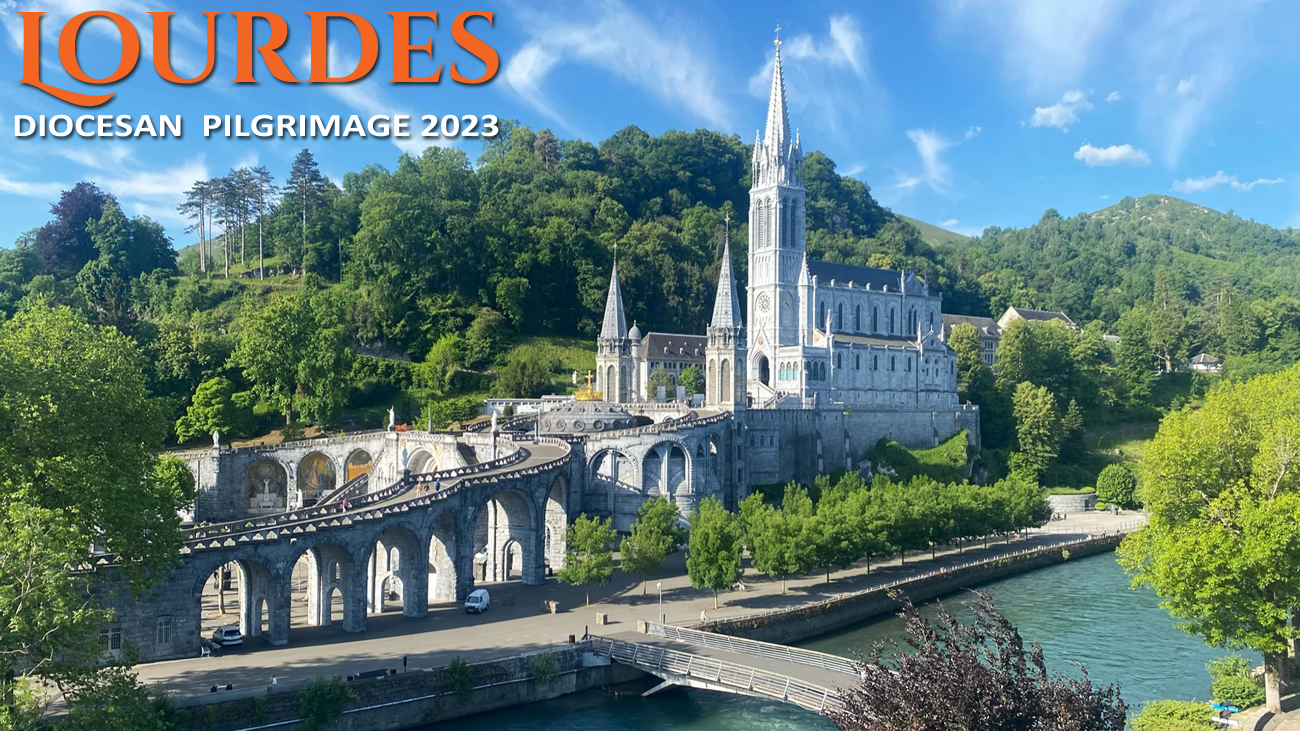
[589,636,843,714]
[644,622,858,677]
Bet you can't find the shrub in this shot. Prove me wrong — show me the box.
[1130,699,1213,731]
[447,657,474,702]
[866,432,969,484]
[297,676,355,731]
[1211,675,1264,709]
[1095,464,1138,507]
[528,650,560,682]
[280,421,305,441]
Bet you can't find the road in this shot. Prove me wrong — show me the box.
[140,511,1141,704]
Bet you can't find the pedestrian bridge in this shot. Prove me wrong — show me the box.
[589,623,854,715]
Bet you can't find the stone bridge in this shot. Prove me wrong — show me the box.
[104,410,742,663]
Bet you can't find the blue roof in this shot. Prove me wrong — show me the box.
[806,260,905,289]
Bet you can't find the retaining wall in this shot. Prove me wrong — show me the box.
[697,534,1123,646]
[175,644,643,731]
[1047,492,1099,513]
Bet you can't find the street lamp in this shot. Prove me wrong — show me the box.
[656,581,663,625]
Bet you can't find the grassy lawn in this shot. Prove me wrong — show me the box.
[1083,421,1159,464]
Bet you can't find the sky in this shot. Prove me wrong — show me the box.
[1,0,1299,247]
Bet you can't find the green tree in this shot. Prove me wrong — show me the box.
[686,496,742,609]
[416,333,463,395]
[619,497,683,594]
[558,514,616,605]
[677,364,704,396]
[745,484,815,592]
[296,675,355,731]
[497,346,551,398]
[175,376,255,442]
[1010,381,1062,481]
[1095,464,1138,508]
[646,364,675,400]
[1118,363,1300,712]
[464,307,507,370]
[1117,305,1157,402]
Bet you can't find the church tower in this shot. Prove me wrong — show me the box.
[747,32,805,397]
[707,223,746,412]
[596,262,636,403]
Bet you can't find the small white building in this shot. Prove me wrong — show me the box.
[1189,353,1223,373]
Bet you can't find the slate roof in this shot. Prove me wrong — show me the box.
[806,260,907,290]
[641,333,707,362]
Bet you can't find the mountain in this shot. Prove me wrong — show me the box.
[939,193,1300,326]
[896,214,973,247]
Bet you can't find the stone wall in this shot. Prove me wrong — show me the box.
[1047,493,1098,513]
[173,644,644,731]
[743,405,981,486]
[698,535,1122,646]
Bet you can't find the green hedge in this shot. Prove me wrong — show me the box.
[350,354,416,391]
[866,431,969,484]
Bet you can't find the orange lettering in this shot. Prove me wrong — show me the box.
[232,12,301,83]
[16,12,113,106]
[58,11,140,85]
[152,11,218,84]
[389,12,440,83]
[450,11,498,84]
[306,12,378,83]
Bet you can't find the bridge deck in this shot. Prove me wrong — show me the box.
[605,631,854,691]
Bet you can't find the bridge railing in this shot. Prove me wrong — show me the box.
[588,636,844,714]
[181,438,539,544]
[644,622,858,677]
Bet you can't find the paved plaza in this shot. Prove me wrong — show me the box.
[139,512,1140,704]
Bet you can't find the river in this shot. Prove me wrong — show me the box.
[428,552,1255,730]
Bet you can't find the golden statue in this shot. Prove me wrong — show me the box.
[574,369,604,401]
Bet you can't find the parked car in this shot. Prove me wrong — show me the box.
[211,625,243,646]
[464,589,490,614]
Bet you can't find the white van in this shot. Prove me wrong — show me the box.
[464,589,490,614]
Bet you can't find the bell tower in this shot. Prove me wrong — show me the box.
[707,218,746,412]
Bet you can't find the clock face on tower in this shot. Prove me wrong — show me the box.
[757,293,771,314]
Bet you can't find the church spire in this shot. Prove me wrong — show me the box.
[764,29,791,152]
[711,219,742,329]
[600,261,627,340]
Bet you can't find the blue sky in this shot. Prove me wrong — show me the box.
[2,0,1299,247]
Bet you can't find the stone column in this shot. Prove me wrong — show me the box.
[522,497,546,587]
[268,574,290,646]
[305,549,323,626]
[453,514,478,601]
[342,559,367,634]
[401,538,430,618]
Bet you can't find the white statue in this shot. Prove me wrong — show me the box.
[388,407,396,430]
[212,430,221,448]
[491,411,499,432]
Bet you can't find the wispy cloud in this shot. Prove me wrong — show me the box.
[939,218,960,227]
[1029,89,1092,131]
[0,171,67,198]
[1106,90,1122,103]
[504,0,729,131]
[1073,143,1151,167]
[1172,171,1284,193]
[897,129,953,191]
[964,126,983,139]
[746,14,882,140]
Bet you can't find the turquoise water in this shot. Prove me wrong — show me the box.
[427,552,1254,730]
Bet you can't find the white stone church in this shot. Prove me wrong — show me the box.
[598,36,962,415]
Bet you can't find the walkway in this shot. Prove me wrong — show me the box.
[137,512,1140,704]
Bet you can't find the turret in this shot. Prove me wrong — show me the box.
[707,223,746,411]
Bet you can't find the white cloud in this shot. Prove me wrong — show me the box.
[0,171,66,198]
[1073,143,1151,166]
[745,15,882,140]
[1175,75,1196,96]
[1171,171,1285,193]
[504,1,730,131]
[1106,90,1122,102]
[937,0,1130,93]
[964,126,983,139]
[897,129,953,191]
[940,218,960,227]
[88,156,209,201]
[1030,89,1092,131]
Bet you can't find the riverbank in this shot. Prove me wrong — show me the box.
[159,515,1140,730]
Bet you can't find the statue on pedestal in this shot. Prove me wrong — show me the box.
[388,407,396,430]
[212,430,221,448]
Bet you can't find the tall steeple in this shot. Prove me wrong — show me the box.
[763,31,791,152]
[600,261,627,340]
[710,229,742,329]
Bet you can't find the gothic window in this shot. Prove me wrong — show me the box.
[855,354,861,369]
[929,311,935,329]
[765,198,773,248]
[890,355,896,371]
[872,306,879,332]
[781,198,790,248]
[818,302,828,329]
[836,303,844,331]
[873,354,879,370]
[890,308,896,334]
[835,352,842,369]
[906,357,912,372]
[854,305,861,332]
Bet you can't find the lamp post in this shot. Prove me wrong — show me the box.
[656,581,663,624]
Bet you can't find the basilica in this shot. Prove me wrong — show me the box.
[597,38,962,415]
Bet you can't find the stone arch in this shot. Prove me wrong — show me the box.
[474,488,541,584]
[286,541,360,632]
[297,452,336,507]
[192,554,279,643]
[428,510,459,603]
[406,448,436,474]
[605,364,615,399]
[589,450,635,528]
[755,353,770,386]
[365,526,426,617]
[345,449,373,482]
[720,359,731,402]
[246,459,288,515]
[544,475,568,571]
[643,441,690,509]
[707,357,717,403]
[619,364,629,402]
